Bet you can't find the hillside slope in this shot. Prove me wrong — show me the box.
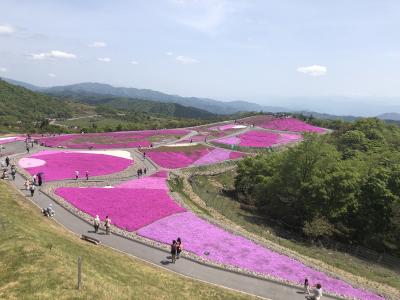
[0,79,95,126]
[0,181,253,300]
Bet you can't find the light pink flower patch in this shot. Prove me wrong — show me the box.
[37,129,190,149]
[214,136,241,145]
[215,131,302,148]
[19,157,46,168]
[193,148,246,166]
[138,212,383,300]
[115,176,168,190]
[260,118,326,133]
[22,151,132,181]
[55,187,185,231]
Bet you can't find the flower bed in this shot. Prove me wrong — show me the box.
[214,130,302,148]
[143,145,246,169]
[19,151,133,181]
[115,171,169,190]
[260,117,326,133]
[55,186,186,231]
[137,212,383,300]
[37,129,190,149]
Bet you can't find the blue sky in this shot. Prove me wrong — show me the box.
[1,0,400,115]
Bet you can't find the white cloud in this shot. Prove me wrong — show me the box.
[98,57,111,63]
[297,65,327,76]
[48,73,56,77]
[0,24,15,35]
[176,55,199,64]
[131,60,139,65]
[0,67,7,72]
[89,41,107,48]
[166,51,174,56]
[31,50,77,60]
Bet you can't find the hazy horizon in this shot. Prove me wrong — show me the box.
[1,0,400,116]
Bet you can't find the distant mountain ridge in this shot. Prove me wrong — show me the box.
[2,78,287,115]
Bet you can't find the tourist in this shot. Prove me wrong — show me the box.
[176,237,183,259]
[137,169,140,177]
[85,171,89,180]
[11,168,16,180]
[37,173,43,186]
[143,167,147,175]
[31,140,34,148]
[32,174,37,185]
[93,215,100,233]
[75,170,79,180]
[304,278,310,294]
[143,152,146,159]
[26,146,30,153]
[1,170,8,179]
[190,138,193,143]
[306,283,323,300]
[104,216,111,235]
[30,184,35,197]
[5,156,9,167]
[24,180,30,190]
[170,240,177,263]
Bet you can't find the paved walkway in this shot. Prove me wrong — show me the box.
[6,141,339,300]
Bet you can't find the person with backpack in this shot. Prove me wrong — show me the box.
[170,240,177,264]
[5,156,9,167]
[30,184,35,197]
[93,215,100,233]
[176,237,183,259]
[104,216,111,235]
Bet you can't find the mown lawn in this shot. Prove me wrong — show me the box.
[190,170,400,291]
[0,181,254,300]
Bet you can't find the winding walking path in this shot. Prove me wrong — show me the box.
[6,140,340,300]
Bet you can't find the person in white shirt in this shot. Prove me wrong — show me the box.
[306,283,322,300]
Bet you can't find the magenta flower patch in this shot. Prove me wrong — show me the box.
[138,212,383,300]
[55,187,186,231]
[37,129,190,149]
[214,131,302,148]
[145,145,246,169]
[20,151,132,181]
[260,117,326,133]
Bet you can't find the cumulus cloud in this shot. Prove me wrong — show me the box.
[176,55,199,64]
[297,65,327,76]
[0,24,15,34]
[98,57,111,62]
[48,73,56,77]
[131,60,139,65]
[31,50,77,60]
[0,67,7,72]
[89,41,107,48]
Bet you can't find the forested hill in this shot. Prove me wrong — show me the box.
[0,79,94,127]
[45,90,217,119]
[235,118,400,256]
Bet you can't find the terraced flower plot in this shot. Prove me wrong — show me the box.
[55,172,185,231]
[142,145,246,169]
[138,212,383,300]
[214,130,302,148]
[191,123,247,140]
[36,129,190,149]
[240,116,326,133]
[19,150,133,181]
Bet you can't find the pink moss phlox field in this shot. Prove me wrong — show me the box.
[115,174,168,190]
[137,212,383,300]
[21,151,132,181]
[261,118,326,133]
[145,147,210,169]
[277,133,303,144]
[55,187,186,231]
[37,129,190,149]
[193,148,246,166]
[214,136,241,145]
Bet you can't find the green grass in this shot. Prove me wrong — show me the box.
[0,181,255,300]
[190,170,400,291]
